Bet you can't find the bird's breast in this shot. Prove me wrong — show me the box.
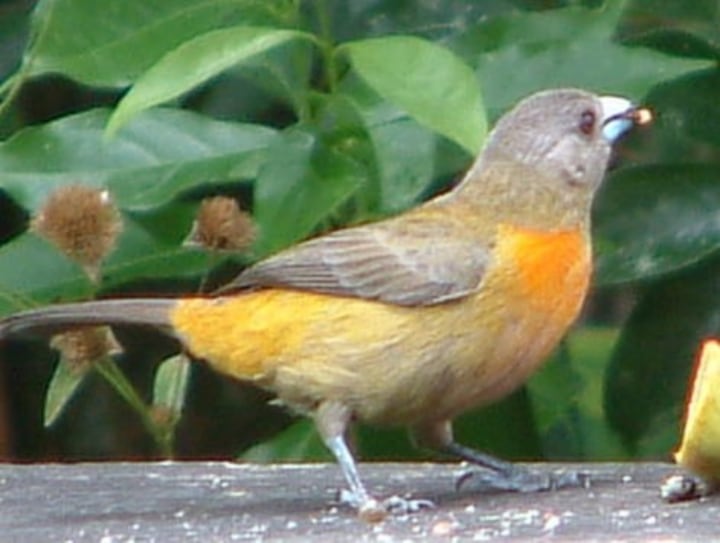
[452,223,591,408]
[492,223,591,317]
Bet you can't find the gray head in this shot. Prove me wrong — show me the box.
[451,88,649,228]
[481,89,643,191]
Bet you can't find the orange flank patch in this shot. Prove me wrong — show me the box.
[495,224,591,317]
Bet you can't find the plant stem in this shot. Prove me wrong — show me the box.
[315,0,338,92]
[94,357,174,458]
[0,73,22,122]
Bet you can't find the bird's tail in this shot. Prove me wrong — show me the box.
[0,299,177,339]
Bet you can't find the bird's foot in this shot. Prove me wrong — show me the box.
[456,464,590,493]
[338,489,434,522]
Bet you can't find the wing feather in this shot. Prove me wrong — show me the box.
[222,212,491,306]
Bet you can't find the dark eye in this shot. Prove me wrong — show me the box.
[579,109,596,135]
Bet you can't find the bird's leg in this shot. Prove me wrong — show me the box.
[316,402,384,520]
[411,420,589,493]
[315,401,432,521]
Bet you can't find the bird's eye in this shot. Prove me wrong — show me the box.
[578,109,596,135]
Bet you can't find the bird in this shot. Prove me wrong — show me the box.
[0,88,650,521]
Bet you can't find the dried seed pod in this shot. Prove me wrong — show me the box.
[185,196,256,252]
[50,326,121,373]
[32,185,122,281]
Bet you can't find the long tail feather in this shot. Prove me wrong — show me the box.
[0,299,177,339]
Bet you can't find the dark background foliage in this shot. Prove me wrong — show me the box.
[0,0,718,464]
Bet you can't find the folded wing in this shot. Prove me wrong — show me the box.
[222,215,490,306]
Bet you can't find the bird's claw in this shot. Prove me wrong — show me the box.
[338,489,434,521]
[456,465,590,493]
[383,495,435,514]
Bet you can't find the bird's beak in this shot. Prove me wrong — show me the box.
[599,96,652,143]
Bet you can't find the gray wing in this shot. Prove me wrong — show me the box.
[221,216,491,306]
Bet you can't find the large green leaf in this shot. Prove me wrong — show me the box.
[604,256,720,454]
[338,75,468,216]
[307,93,382,214]
[0,233,93,315]
[595,164,720,284]
[616,0,720,60]
[593,69,720,285]
[252,127,366,255]
[527,328,626,460]
[611,69,720,173]
[644,69,720,151]
[450,5,711,117]
[0,108,276,213]
[343,36,486,154]
[106,27,313,136]
[368,115,439,213]
[319,0,516,43]
[594,164,720,285]
[26,0,292,87]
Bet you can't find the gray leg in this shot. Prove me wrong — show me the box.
[412,420,588,493]
[315,401,386,521]
[315,401,433,521]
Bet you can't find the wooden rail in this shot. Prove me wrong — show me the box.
[0,461,715,540]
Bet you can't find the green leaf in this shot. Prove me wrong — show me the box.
[0,2,27,81]
[594,164,720,285]
[26,0,293,87]
[100,215,213,288]
[307,93,381,214]
[337,74,469,216]
[240,418,331,462]
[153,354,191,417]
[343,36,486,154]
[527,341,585,458]
[0,215,211,316]
[0,234,93,316]
[527,328,626,460]
[342,82,439,213]
[604,256,720,454]
[316,0,508,45]
[450,5,712,117]
[221,39,315,121]
[43,359,90,428]
[369,115,437,213]
[253,127,365,255]
[645,69,720,150]
[614,69,720,173]
[616,0,720,60]
[106,27,313,136]
[454,390,542,460]
[0,108,276,213]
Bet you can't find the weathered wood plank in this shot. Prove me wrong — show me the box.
[0,462,714,541]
